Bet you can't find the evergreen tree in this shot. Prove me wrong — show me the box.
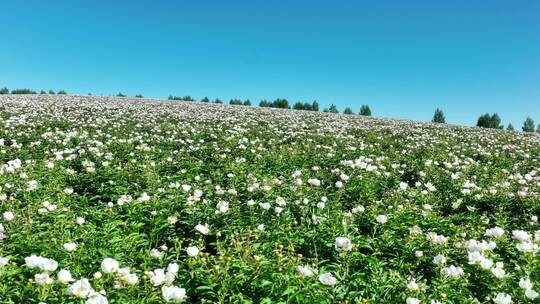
[537,124,540,133]
[477,113,503,129]
[311,101,319,112]
[507,123,514,131]
[272,98,290,109]
[328,104,338,113]
[322,108,329,113]
[200,97,210,103]
[490,113,503,129]
[214,98,223,104]
[522,117,535,132]
[0,87,9,94]
[57,90,67,95]
[293,101,304,110]
[360,104,372,116]
[343,107,354,115]
[243,99,251,106]
[432,108,446,123]
[11,88,36,94]
[229,98,242,105]
[40,90,46,94]
[302,102,312,111]
[135,94,143,98]
[259,100,270,107]
[116,92,126,97]
[48,90,55,94]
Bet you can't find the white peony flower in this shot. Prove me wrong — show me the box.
[493,292,512,304]
[64,242,77,252]
[58,269,74,284]
[162,285,187,303]
[195,224,210,235]
[186,246,199,257]
[3,211,14,221]
[334,237,353,251]
[100,258,119,274]
[318,272,337,286]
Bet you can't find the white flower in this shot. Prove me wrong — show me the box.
[376,215,388,224]
[432,254,446,265]
[64,242,77,252]
[493,292,512,304]
[100,258,119,274]
[334,237,353,251]
[195,224,210,235]
[491,263,506,278]
[512,230,530,242]
[308,178,321,186]
[406,279,419,291]
[216,201,229,213]
[257,224,265,231]
[150,248,163,259]
[85,293,108,304]
[440,265,464,278]
[525,289,539,300]
[58,269,74,284]
[406,297,421,304]
[186,246,199,257]
[167,263,180,275]
[3,211,14,221]
[76,217,86,225]
[296,265,316,277]
[162,285,187,303]
[519,278,533,290]
[35,272,54,285]
[25,255,58,272]
[318,272,337,286]
[68,278,95,298]
[485,227,505,238]
[259,202,271,210]
[0,256,9,266]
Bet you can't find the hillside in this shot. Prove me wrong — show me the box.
[0,95,539,303]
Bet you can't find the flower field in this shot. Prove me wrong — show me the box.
[0,95,539,304]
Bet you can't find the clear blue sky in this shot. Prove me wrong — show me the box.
[1,0,539,127]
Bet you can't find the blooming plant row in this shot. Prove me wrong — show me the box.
[0,95,539,303]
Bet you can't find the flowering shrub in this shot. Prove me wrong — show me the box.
[0,95,539,303]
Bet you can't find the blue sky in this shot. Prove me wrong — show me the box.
[1,0,539,127]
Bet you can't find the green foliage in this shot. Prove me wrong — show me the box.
[40,90,46,94]
[116,92,126,97]
[271,98,290,109]
[343,107,354,115]
[57,90,67,95]
[11,88,37,94]
[229,98,243,105]
[135,94,143,98]
[506,123,514,131]
[214,98,223,104]
[0,87,9,94]
[200,97,210,103]
[259,99,271,107]
[311,101,319,112]
[360,104,371,116]
[432,108,446,123]
[477,113,503,129]
[522,117,535,132]
[0,94,539,303]
[48,90,55,94]
[328,104,338,113]
[243,99,252,106]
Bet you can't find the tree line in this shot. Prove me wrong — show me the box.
[1,86,538,132]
